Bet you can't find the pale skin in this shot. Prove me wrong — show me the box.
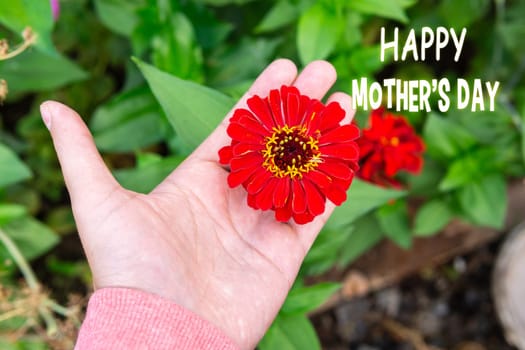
[41,59,355,349]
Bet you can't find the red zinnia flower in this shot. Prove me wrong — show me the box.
[357,108,425,187]
[219,85,360,224]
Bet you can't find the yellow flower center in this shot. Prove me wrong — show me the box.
[262,125,321,179]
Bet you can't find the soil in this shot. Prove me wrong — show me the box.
[313,239,517,350]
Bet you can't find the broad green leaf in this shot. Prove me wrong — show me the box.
[150,12,203,80]
[1,217,59,261]
[208,37,280,89]
[0,0,55,54]
[414,199,453,236]
[439,0,489,29]
[346,0,409,23]
[114,156,184,193]
[259,314,320,350]
[376,200,412,249]
[0,144,32,188]
[301,227,353,276]
[0,49,87,94]
[195,0,255,5]
[423,113,478,161]
[327,179,406,230]
[91,86,169,152]
[457,174,507,229]
[256,0,298,33]
[94,0,142,36]
[521,111,525,168]
[349,45,390,77]
[338,214,383,266]
[281,282,340,315]
[439,148,499,191]
[0,204,27,226]
[297,3,342,65]
[134,59,234,150]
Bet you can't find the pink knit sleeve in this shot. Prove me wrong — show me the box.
[75,288,240,350]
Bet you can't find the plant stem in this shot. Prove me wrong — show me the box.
[0,228,39,290]
[0,227,58,335]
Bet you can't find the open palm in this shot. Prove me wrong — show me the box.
[42,59,354,349]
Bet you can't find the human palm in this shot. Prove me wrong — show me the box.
[42,59,354,349]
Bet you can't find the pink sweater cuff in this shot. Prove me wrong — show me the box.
[75,288,239,350]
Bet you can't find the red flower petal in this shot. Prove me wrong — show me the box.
[303,179,325,216]
[320,143,359,160]
[318,160,353,180]
[284,87,300,126]
[269,89,284,127]
[319,124,360,144]
[230,153,263,171]
[291,180,307,214]
[237,114,270,135]
[246,169,272,194]
[228,167,257,188]
[304,170,332,189]
[218,146,233,164]
[227,123,264,143]
[275,201,293,222]
[325,185,347,205]
[318,102,345,131]
[293,211,315,224]
[247,95,275,129]
[256,177,279,210]
[232,142,263,156]
[273,178,291,208]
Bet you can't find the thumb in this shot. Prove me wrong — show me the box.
[40,101,120,211]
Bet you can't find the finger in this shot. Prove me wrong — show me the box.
[40,101,120,210]
[292,91,356,248]
[293,60,337,100]
[191,59,298,162]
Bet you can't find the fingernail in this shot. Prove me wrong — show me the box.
[40,102,52,130]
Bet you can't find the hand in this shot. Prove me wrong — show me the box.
[41,59,355,349]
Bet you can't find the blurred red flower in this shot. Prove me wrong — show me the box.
[357,108,424,187]
[219,85,360,224]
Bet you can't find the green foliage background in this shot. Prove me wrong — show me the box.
[1,0,524,348]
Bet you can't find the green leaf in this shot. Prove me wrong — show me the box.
[439,0,489,29]
[439,148,499,191]
[208,37,280,89]
[150,12,203,80]
[301,227,353,276]
[297,3,342,65]
[414,199,453,236]
[0,204,27,226]
[0,49,87,94]
[0,144,32,188]
[134,58,234,150]
[0,337,48,350]
[255,0,298,33]
[376,200,411,249]
[338,214,383,266]
[457,174,507,229]
[114,156,184,193]
[259,314,320,350]
[0,217,59,261]
[94,0,142,36]
[326,179,406,230]
[423,113,478,161]
[0,0,55,54]
[91,86,169,152]
[521,112,525,168]
[281,282,340,315]
[346,0,409,23]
